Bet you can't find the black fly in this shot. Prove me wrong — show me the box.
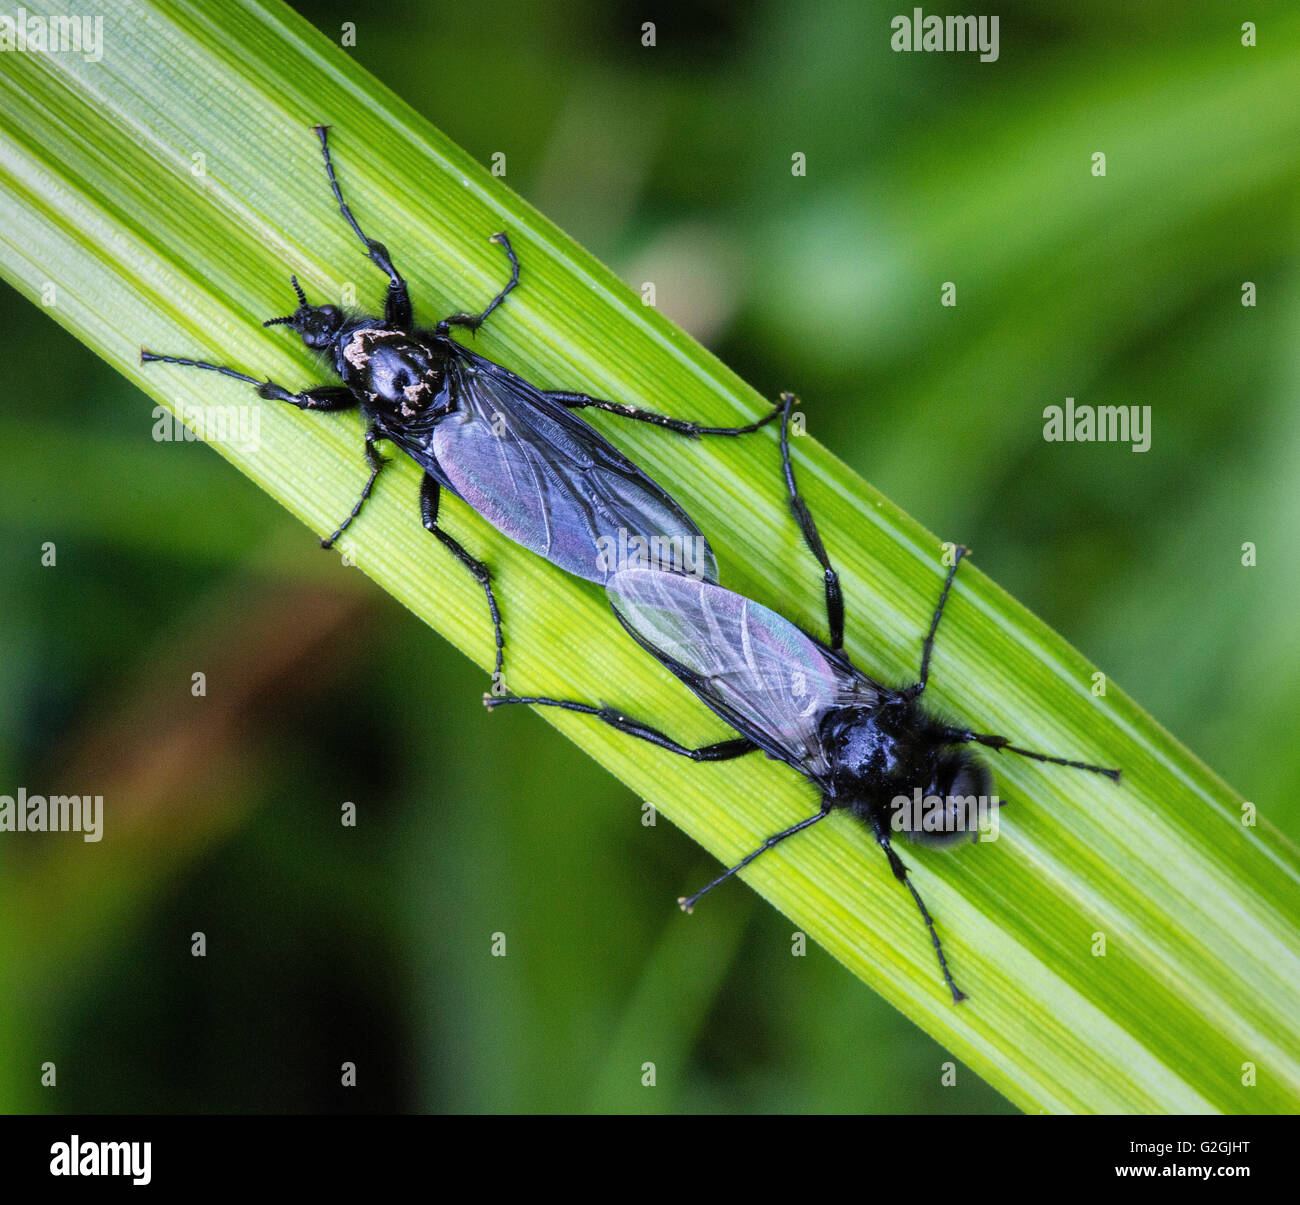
[487,394,1120,1003]
[142,126,779,687]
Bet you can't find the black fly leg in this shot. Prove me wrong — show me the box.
[256,382,357,411]
[322,428,388,549]
[778,393,844,649]
[140,351,357,413]
[483,693,758,761]
[421,475,505,682]
[435,232,521,337]
[140,351,263,388]
[677,806,831,913]
[141,349,385,550]
[918,550,1120,781]
[943,728,1121,782]
[313,124,412,329]
[871,818,966,1004]
[910,545,968,695]
[545,391,784,440]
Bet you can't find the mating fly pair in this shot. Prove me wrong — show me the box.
[489,396,1120,1003]
[144,127,1121,1003]
[143,126,778,688]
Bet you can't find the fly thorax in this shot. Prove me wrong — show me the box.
[341,328,443,418]
[819,700,930,801]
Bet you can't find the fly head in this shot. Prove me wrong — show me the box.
[893,748,994,846]
[263,275,345,352]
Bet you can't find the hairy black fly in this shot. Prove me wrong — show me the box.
[487,394,1120,1003]
[143,126,778,687]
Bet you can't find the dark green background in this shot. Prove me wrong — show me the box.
[1,1,1296,1112]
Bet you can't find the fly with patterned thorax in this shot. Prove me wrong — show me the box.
[488,395,1121,1004]
[143,125,780,690]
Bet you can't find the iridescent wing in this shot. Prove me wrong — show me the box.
[608,568,882,782]
[421,347,717,584]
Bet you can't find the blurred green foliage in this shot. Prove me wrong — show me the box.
[1,0,1296,1112]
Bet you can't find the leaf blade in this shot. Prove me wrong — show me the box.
[1,0,1297,1113]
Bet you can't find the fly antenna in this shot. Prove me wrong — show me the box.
[678,807,828,913]
[263,275,309,328]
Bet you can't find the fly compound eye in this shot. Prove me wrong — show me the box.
[949,760,991,803]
